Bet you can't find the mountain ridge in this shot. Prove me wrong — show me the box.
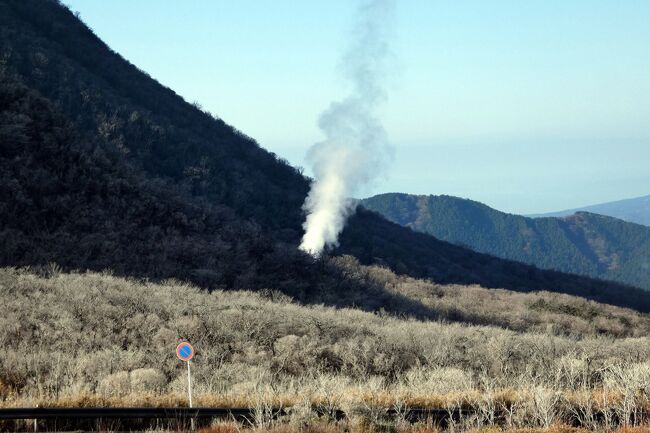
[2,0,650,312]
[361,192,650,289]
[530,194,650,226]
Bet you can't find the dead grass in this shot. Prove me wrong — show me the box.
[1,392,297,409]
[195,422,650,433]
[459,426,590,433]
[4,268,650,432]
[198,422,241,433]
[0,387,639,411]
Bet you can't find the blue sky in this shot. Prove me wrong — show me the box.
[64,1,650,214]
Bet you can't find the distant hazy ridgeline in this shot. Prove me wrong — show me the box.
[532,194,650,226]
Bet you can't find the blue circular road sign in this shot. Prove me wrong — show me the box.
[176,342,194,361]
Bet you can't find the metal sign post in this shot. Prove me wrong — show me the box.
[176,342,195,430]
[186,360,193,408]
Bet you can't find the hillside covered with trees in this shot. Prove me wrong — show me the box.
[0,0,649,313]
[3,2,650,433]
[361,193,650,289]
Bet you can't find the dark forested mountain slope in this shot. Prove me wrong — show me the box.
[0,79,288,291]
[2,0,650,312]
[361,193,650,290]
[0,78,442,316]
[0,0,309,235]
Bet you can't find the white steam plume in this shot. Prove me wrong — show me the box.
[299,0,395,256]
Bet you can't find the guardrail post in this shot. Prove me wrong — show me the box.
[33,404,38,432]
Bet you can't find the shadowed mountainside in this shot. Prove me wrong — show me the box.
[1,0,650,313]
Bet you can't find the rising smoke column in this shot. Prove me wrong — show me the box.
[299,0,395,256]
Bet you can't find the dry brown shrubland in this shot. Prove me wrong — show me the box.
[2,267,650,431]
[195,422,650,433]
[336,257,650,337]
